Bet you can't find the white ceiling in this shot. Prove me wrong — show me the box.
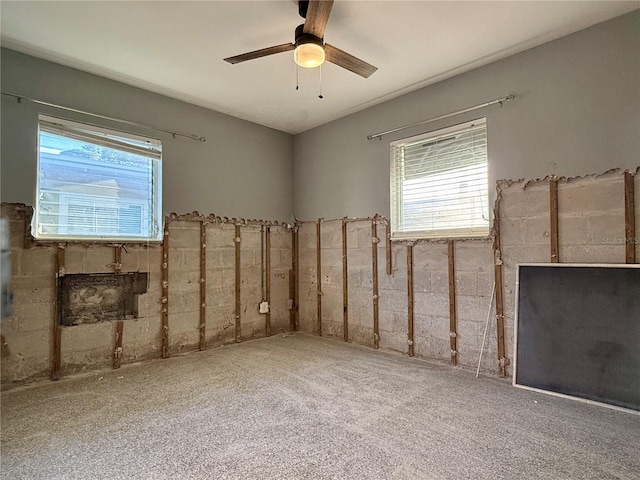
[1,1,638,134]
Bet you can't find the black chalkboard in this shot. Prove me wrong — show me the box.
[515,264,640,411]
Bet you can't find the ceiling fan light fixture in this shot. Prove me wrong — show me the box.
[294,41,325,68]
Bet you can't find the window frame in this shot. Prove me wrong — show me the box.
[390,118,490,240]
[34,114,163,242]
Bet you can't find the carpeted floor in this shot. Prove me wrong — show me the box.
[1,333,639,479]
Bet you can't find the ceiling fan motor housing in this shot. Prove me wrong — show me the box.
[294,24,323,48]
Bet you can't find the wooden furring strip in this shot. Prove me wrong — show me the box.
[235,224,242,343]
[113,245,124,368]
[161,220,170,358]
[316,219,322,336]
[291,227,299,331]
[265,226,271,336]
[342,218,349,342]
[372,218,380,349]
[447,240,458,366]
[624,171,636,264]
[53,244,65,380]
[407,243,415,357]
[386,222,392,275]
[550,176,560,263]
[492,196,508,378]
[199,221,207,351]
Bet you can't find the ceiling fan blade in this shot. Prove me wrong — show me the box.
[324,44,378,78]
[303,0,334,38]
[224,43,295,64]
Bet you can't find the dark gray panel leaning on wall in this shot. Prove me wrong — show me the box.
[515,264,640,412]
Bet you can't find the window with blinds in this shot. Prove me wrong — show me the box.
[34,114,162,241]
[390,118,489,239]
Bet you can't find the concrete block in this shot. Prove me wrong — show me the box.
[180,249,203,272]
[414,314,450,361]
[206,248,223,270]
[169,290,200,313]
[378,309,407,334]
[85,246,116,273]
[122,317,162,345]
[321,223,342,250]
[455,271,477,296]
[560,245,625,264]
[558,177,624,216]
[357,225,375,250]
[589,214,625,246]
[62,321,113,352]
[476,272,495,296]
[206,286,235,308]
[269,228,292,249]
[138,247,162,275]
[168,310,199,335]
[240,249,257,267]
[320,248,343,267]
[456,295,491,322]
[413,269,431,293]
[241,228,262,248]
[168,270,201,292]
[500,182,550,219]
[1,327,52,359]
[501,245,550,266]
[379,268,408,292]
[499,218,523,246]
[321,320,344,340]
[220,248,236,269]
[453,241,493,272]
[346,247,370,268]
[281,248,292,267]
[206,224,235,248]
[12,281,55,305]
[378,290,407,314]
[414,291,449,318]
[519,216,552,246]
[241,266,261,287]
[170,331,200,354]
[12,301,54,332]
[557,217,589,245]
[379,330,407,354]
[321,265,342,286]
[413,243,448,271]
[120,246,141,272]
[429,271,449,295]
[18,247,56,277]
[64,245,87,272]
[345,224,359,248]
[167,222,199,249]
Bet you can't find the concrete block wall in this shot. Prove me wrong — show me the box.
[296,217,499,374]
[497,168,639,378]
[1,204,293,386]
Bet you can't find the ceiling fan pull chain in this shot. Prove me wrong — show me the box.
[318,64,324,99]
[296,64,300,91]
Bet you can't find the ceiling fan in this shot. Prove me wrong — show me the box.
[224,0,377,79]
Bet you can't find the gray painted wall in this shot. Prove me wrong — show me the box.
[1,49,294,222]
[293,10,640,220]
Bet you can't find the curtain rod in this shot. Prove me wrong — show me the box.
[367,94,516,141]
[1,91,207,143]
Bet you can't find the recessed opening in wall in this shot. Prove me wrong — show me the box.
[60,272,148,326]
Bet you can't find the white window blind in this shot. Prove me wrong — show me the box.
[34,114,162,241]
[390,118,489,239]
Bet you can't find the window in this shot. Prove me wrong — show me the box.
[390,118,489,239]
[35,115,162,241]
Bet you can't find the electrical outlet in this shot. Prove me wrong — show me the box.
[259,301,270,314]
